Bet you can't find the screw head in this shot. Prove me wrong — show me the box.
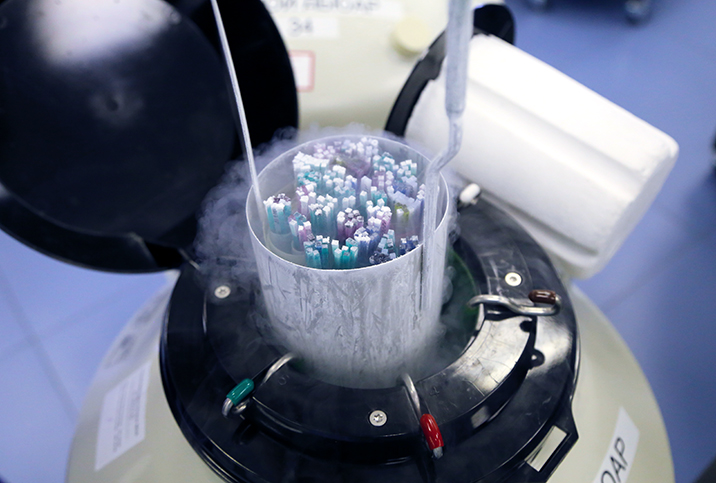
[214,285,231,299]
[369,410,387,427]
[505,272,522,287]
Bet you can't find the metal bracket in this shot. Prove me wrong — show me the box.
[467,290,562,317]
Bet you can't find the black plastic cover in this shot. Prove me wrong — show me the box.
[160,200,579,483]
[0,0,297,272]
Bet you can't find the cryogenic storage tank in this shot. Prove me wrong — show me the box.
[0,0,674,482]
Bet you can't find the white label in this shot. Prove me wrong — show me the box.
[592,408,640,483]
[263,0,402,18]
[95,361,152,471]
[276,16,339,39]
[289,51,315,92]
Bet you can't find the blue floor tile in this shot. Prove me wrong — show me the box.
[0,231,167,338]
[653,152,716,235]
[575,204,708,308]
[645,0,716,57]
[41,280,170,411]
[0,268,30,357]
[0,346,75,483]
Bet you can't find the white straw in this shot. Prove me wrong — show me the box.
[209,0,265,224]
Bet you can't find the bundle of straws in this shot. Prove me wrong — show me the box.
[263,137,425,269]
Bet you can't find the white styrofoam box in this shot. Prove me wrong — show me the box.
[406,34,678,279]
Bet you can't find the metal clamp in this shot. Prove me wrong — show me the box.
[222,397,250,417]
[222,353,295,418]
[261,353,294,385]
[399,373,444,459]
[399,373,422,418]
[222,379,254,417]
[467,289,562,317]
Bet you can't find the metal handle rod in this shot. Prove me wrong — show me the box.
[399,373,422,418]
[209,0,264,224]
[467,292,563,317]
[261,353,294,385]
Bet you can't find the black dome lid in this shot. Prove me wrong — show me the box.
[0,0,297,272]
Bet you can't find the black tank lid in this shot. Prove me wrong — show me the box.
[0,0,297,272]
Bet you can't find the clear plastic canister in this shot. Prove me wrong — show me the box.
[246,135,451,388]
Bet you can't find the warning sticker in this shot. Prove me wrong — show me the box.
[290,51,315,92]
[263,0,402,18]
[592,408,640,483]
[95,361,152,471]
[276,16,340,39]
